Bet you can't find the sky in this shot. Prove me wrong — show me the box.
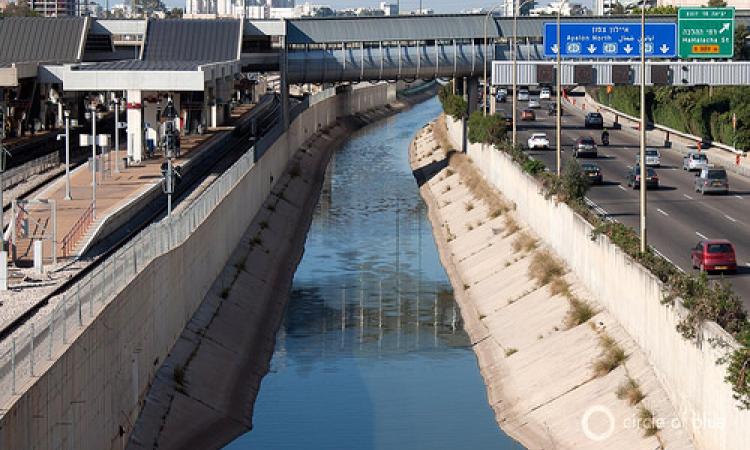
[163,0,594,14]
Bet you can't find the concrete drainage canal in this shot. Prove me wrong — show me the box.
[225,98,524,449]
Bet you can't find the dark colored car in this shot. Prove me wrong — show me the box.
[521,109,536,121]
[691,239,737,273]
[626,165,659,189]
[584,112,604,129]
[548,104,564,116]
[496,92,507,103]
[574,136,598,158]
[581,163,603,184]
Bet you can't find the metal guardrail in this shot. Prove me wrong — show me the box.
[60,202,95,258]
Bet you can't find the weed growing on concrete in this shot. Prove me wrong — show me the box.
[289,162,301,178]
[443,184,452,193]
[637,405,660,437]
[504,261,511,267]
[616,377,645,406]
[259,221,269,230]
[445,225,456,242]
[463,283,470,290]
[549,277,571,297]
[593,334,628,377]
[266,203,275,212]
[489,208,504,219]
[479,313,486,320]
[528,250,565,286]
[512,231,538,253]
[173,364,186,394]
[466,223,474,231]
[220,287,230,299]
[503,216,520,236]
[505,348,518,357]
[566,297,596,328]
[465,201,475,211]
[446,168,455,177]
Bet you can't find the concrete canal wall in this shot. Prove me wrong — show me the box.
[0,83,397,450]
[444,116,750,450]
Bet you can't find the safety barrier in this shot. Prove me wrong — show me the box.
[2,152,60,191]
[60,202,95,258]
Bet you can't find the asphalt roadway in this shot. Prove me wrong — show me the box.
[491,92,750,310]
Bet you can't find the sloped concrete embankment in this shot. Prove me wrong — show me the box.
[127,88,437,449]
[410,119,695,449]
[440,116,750,450]
[0,83,403,450]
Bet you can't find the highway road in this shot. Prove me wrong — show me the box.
[491,92,750,309]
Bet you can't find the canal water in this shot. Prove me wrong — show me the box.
[226,98,524,450]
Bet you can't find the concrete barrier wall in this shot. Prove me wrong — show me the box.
[0,83,395,450]
[445,117,750,450]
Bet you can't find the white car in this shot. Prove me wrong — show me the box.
[635,148,661,167]
[517,89,530,101]
[528,99,541,109]
[540,87,551,100]
[527,133,550,149]
[683,151,709,171]
[498,87,508,96]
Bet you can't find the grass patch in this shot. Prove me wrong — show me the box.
[512,231,538,253]
[528,250,566,286]
[549,277,571,297]
[637,406,660,437]
[505,348,518,357]
[503,216,520,236]
[593,334,628,377]
[566,297,596,328]
[173,364,186,393]
[616,377,645,406]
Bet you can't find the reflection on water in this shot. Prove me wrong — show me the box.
[225,98,523,450]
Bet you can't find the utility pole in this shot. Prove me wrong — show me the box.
[0,94,8,250]
[57,108,71,200]
[556,8,562,176]
[512,0,518,147]
[114,97,120,174]
[161,97,179,219]
[639,4,647,253]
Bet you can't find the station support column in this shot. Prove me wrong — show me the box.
[126,89,143,163]
[280,34,290,130]
[467,77,479,114]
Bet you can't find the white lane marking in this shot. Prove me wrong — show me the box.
[657,208,669,216]
[725,214,737,223]
[618,185,627,191]
[696,231,708,240]
[683,194,693,200]
[651,246,685,273]
[735,195,744,200]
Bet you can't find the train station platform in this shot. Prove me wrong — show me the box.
[8,103,256,271]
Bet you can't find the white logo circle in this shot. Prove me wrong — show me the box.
[581,405,616,442]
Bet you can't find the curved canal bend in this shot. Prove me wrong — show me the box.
[226,98,524,449]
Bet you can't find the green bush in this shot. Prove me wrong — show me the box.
[467,111,508,146]
[438,84,467,120]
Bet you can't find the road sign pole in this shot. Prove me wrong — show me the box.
[556,9,561,177]
[640,7,648,253]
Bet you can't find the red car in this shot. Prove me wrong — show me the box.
[691,239,737,273]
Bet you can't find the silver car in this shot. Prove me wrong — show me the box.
[518,89,530,101]
[694,167,729,195]
[683,151,709,171]
[528,98,541,109]
[635,148,661,167]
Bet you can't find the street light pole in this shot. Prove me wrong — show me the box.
[64,110,71,200]
[639,5,647,253]
[87,101,98,219]
[512,0,518,147]
[483,4,503,117]
[114,97,120,174]
[556,8,562,176]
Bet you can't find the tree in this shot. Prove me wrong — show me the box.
[611,2,626,14]
[735,24,750,61]
[2,0,39,16]
[707,0,727,6]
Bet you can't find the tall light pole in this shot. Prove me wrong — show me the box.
[556,7,562,176]
[57,108,71,200]
[161,97,178,219]
[86,98,98,219]
[511,0,534,147]
[113,97,120,174]
[639,4,647,253]
[483,4,504,117]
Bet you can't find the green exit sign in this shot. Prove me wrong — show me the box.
[678,7,734,58]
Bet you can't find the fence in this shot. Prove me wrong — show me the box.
[0,129,259,408]
[2,152,60,191]
[60,201,95,258]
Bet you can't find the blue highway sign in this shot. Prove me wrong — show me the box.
[543,23,677,58]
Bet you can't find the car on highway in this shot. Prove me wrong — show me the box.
[527,133,549,149]
[498,87,508,96]
[691,239,737,273]
[682,151,709,171]
[581,163,603,185]
[634,148,661,167]
[540,87,551,100]
[502,114,513,127]
[626,165,659,189]
[528,99,541,109]
[496,91,507,103]
[584,112,604,129]
[547,104,564,116]
[573,136,598,158]
[518,88,530,101]
[521,109,536,121]
[694,167,729,195]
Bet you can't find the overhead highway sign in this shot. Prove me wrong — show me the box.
[678,7,734,58]
[543,23,677,59]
